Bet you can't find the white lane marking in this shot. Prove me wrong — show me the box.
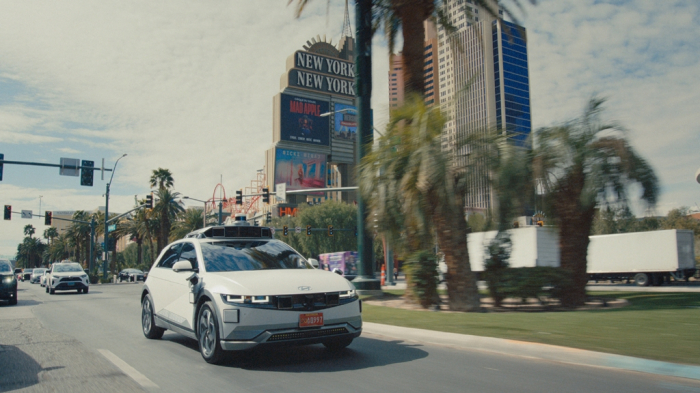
[98,349,159,389]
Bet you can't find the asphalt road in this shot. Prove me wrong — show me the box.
[2,281,700,393]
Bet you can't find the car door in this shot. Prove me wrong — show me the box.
[148,243,182,322]
[162,241,200,331]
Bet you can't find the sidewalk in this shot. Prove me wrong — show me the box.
[362,322,700,381]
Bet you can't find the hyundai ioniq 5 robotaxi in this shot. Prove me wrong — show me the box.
[141,221,362,364]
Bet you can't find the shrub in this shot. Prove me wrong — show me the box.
[404,250,439,308]
[483,233,511,307]
[490,267,571,305]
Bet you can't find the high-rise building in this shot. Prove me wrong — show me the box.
[437,0,532,212]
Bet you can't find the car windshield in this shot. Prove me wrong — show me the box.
[24,269,33,273]
[53,264,83,273]
[33,269,46,274]
[201,240,311,272]
[0,263,11,273]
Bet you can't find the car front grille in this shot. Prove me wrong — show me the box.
[58,277,82,282]
[267,327,349,342]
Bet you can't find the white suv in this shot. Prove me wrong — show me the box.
[141,223,362,364]
[47,262,90,294]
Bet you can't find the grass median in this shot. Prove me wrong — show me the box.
[361,291,700,365]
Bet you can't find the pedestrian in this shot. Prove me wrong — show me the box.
[393,267,398,281]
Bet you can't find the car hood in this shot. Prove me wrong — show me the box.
[52,271,86,278]
[203,269,354,296]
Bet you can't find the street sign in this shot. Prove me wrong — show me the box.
[59,158,80,176]
[295,227,301,234]
[270,227,276,235]
[108,224,116,231]
[275,183,286,202]
[21,210,32,219]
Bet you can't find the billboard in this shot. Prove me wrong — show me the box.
[274,148,326,193]
[332,103,357,140]
[280,94,330,146]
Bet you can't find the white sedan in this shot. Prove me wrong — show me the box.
[141,223,362,364]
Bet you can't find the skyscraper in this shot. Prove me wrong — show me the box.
[437,0,532,213]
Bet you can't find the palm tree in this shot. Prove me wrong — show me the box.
[66,211,92,268]
[153,188,185,254]
[24,224,36,238]
[43,227,59,247]
[150,168,174,191]
[170,207,213,241]
[533,98,659,308]
[359,95,480,311]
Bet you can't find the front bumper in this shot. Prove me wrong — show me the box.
[53,282,89,291]
[0,284,17,299]
[220,323,362,351]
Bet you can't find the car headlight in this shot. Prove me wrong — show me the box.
[3,276,13,283]
[339,289,357,299]
[221,294,271,305]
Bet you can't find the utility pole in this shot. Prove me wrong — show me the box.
[103,154,126,280]
[352,0,381,294]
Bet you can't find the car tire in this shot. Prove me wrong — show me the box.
[84,287,89,294]
[197,302,225,364]
[634,273,650,287]
[9,290,17,305]
[141,294,165,339]
[45,285,49,293]
[50,288,55,294]
[322,338,353,351]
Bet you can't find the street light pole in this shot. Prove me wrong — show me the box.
[103,154,127,280]
[353,0,381,294]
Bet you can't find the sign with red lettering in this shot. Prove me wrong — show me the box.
[280,93,330,147]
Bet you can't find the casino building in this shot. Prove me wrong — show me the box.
[265,26,358,215]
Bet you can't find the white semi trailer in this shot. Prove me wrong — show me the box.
[466,228,696,286]
[587,229,696,286]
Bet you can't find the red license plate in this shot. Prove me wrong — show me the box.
[299,313,323,328]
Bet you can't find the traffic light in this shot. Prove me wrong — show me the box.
[235,190,242,205]
[45,211,52,226]
[0,153,4,181]
[262,187,269,203]
[266,212,272,224]
[3,205,10,220]
[328,225,333,237]
[80,160,94,186]
[283,226,288,236]
[306,225,311,236]
[145,193,153,209]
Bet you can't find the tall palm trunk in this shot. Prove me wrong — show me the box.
[148,236,155,265]
[160,209,170,254]
[393,0,432,95]
[553,168,596,308]
[136,237,143,267]
[435,209,481,312]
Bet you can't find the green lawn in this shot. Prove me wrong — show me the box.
[362,291,700,365]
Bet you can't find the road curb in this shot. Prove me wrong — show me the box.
[362,322,700,381]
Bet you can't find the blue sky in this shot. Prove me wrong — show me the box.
[1,0,699,258]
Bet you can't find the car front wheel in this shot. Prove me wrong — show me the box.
[197,302,225,364]
[142,294,165,339]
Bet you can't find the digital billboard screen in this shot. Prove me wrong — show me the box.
[274,148,327,194]
[333,103,357,140]
[280,94,330,146]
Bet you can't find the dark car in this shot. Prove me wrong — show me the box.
[1,261,18,305]
[118,269,145,282]
[22,268,34,281]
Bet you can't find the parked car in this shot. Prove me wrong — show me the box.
[40,270,50,287]
[118,269,145,282]
[22,268,33,281]
[1,260,18,305]
[141,222,362,364]
[46,262,90,294]
[14,268,23,282]
[30,268,47,284]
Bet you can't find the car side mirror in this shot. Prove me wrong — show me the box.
[172,260,194,273]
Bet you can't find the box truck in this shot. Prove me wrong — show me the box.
[318,251,358,280]
[587,229,696,286]
[466,228,696,286]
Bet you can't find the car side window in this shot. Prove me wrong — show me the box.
[178,242,198,269]
[157,244,182,269]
